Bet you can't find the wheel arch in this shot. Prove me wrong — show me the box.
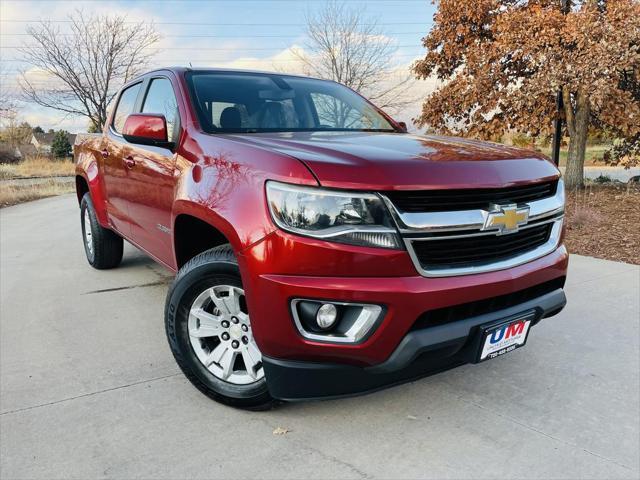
[75,175,89,204]
[76,169,109,226]
[75,137,111,227]
[172,205,239,269]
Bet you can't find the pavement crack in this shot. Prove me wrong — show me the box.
[0,373,181,416]
[296,443,373,479]
[144,264,174,281]
[460,396,634,472]
[248,415,373,478]
[82,280,170,295]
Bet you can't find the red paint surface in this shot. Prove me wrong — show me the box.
[122,114,168,142]
[74,67,568,365]
[241,238,567,365]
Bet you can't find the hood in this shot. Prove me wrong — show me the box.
[223,131,560,191]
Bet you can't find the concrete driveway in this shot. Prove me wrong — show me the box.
[1,194,638,480]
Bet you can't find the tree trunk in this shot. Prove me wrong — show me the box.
[564,91,590,189]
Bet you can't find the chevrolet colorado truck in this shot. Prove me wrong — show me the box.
[75,68,568,409]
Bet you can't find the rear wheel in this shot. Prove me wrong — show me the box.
[80,193,123,269]
[165,245,273,410]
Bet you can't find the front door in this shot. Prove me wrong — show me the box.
[125,76,180,267]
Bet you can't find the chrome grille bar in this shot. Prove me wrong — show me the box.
[381,179,565,277]
[381,179,565,234]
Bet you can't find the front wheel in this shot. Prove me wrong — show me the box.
[164,245,273,410]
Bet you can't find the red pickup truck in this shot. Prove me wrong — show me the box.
[75,67,567,409]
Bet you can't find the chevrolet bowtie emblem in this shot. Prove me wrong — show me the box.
[483,204,530,234]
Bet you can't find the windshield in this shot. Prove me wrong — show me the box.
[186,71,397,134]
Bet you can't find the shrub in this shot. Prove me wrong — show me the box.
[0,144,20,164]
[51,130,72,159]
[593,174,613,184]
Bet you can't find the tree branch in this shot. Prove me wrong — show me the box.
[18,9,160,131]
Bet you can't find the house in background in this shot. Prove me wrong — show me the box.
[30,132,76,154]
[0,143,38,163]
[16,144,38,159]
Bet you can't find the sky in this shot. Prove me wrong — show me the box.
[0,0,438,133]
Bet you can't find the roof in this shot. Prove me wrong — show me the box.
[120,66,331,98]
[33,132,77,146]
[134,66,323,83]
[16,144,37,158]
[33,132,55,144]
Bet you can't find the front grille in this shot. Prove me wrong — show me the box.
[411,223,553,268]
[386,180,558,213]
[411,277,566,331]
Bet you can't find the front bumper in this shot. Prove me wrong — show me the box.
[263,287,566,400]
[240,229,568,364]
[238,228,568,399]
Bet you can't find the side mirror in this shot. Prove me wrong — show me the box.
[122,114,174,149]
[397,121,408,133]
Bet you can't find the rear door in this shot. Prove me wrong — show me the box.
[102,81,144,238]
[125,75,180,267]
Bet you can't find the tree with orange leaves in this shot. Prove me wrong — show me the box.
[413,0,640,188]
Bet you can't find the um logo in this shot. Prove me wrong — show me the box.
[489,320,526,344]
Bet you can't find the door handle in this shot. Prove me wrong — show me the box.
[123,156,136,169]
[101,149,109,158]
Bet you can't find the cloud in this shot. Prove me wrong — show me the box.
[0,0,167,131]
[19,104,88,132]
[203,44,307,73]
[0,1,438,133]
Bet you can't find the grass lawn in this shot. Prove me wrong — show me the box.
[0,179,75,208]
[0,156,75,180]
[0,157,75,207]
[539,144,610,167]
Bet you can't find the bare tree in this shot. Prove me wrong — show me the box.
[0,114,32,147]
[291,1,415,113]
[19,10,161,131]
[0,65,18,122]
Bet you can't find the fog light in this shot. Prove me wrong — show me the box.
[292,299,384,344]
[316,303,338,330]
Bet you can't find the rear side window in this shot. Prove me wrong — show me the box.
[112,83,142,133]
[142,78,179,139]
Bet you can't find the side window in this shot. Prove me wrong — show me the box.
[112,83,142,133]
[142,78,179,139]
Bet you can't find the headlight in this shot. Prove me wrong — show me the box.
[266,181,402,249]
[557,177,565,205]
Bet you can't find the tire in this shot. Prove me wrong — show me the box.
[80,193,123,269]
[165,245,274,410]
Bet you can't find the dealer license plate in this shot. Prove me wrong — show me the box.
[478,313,534,362]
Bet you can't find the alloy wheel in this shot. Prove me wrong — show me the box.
[188,285,264,385]
[84,209,93,255]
